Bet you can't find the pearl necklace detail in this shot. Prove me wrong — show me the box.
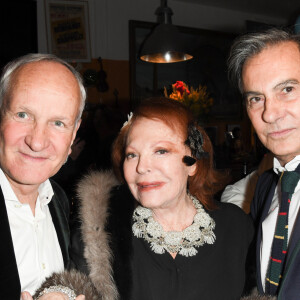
[132,194,216,257]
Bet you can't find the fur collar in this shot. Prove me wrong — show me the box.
[77,170,119,300]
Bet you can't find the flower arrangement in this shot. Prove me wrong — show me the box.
[164,81,213,119]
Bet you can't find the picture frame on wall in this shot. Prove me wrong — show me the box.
[45,0,91,62]
[129,20,242,120]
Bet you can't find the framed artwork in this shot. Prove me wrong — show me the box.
[129,20,242,120]
[45,0,91,62]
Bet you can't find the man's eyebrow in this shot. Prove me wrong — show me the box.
[273,79,299,90]
[51,115,69,121]
[242,91,263,99]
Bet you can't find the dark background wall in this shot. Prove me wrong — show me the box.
[0,0,37,70]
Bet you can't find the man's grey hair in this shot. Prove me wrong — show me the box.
[228,28,300,93]
[0,53,86,122]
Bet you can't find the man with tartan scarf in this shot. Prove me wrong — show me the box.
[228,28,300,299]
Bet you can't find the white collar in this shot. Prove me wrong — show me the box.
[273,155,300,174]
[0,168,54,205]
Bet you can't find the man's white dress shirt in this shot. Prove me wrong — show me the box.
[0,169,64,296]
[260,155,300,291]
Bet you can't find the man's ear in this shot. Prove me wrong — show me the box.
[69,119,82,155]
[73,119,82,141]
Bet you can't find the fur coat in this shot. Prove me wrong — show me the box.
[35,171,276,300]
[35,170,131,300]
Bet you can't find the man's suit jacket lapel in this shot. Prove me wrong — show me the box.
[0,187,21,299]
[48,190,70,268]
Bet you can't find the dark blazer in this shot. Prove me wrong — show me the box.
[0,180,71,300]
[251,169,300,299]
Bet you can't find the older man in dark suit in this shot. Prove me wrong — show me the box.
[0,54,86,299]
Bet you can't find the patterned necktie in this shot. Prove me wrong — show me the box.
[265,167,300,295]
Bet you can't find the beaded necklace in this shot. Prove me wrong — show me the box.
[132,194,216,257]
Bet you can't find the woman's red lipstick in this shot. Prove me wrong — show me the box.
[137,182,165,192]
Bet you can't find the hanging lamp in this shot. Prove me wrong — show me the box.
[140,0,193,63]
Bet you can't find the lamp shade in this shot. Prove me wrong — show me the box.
[140,23,193,63]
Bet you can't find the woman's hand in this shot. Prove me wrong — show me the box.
[21,291,85,300]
